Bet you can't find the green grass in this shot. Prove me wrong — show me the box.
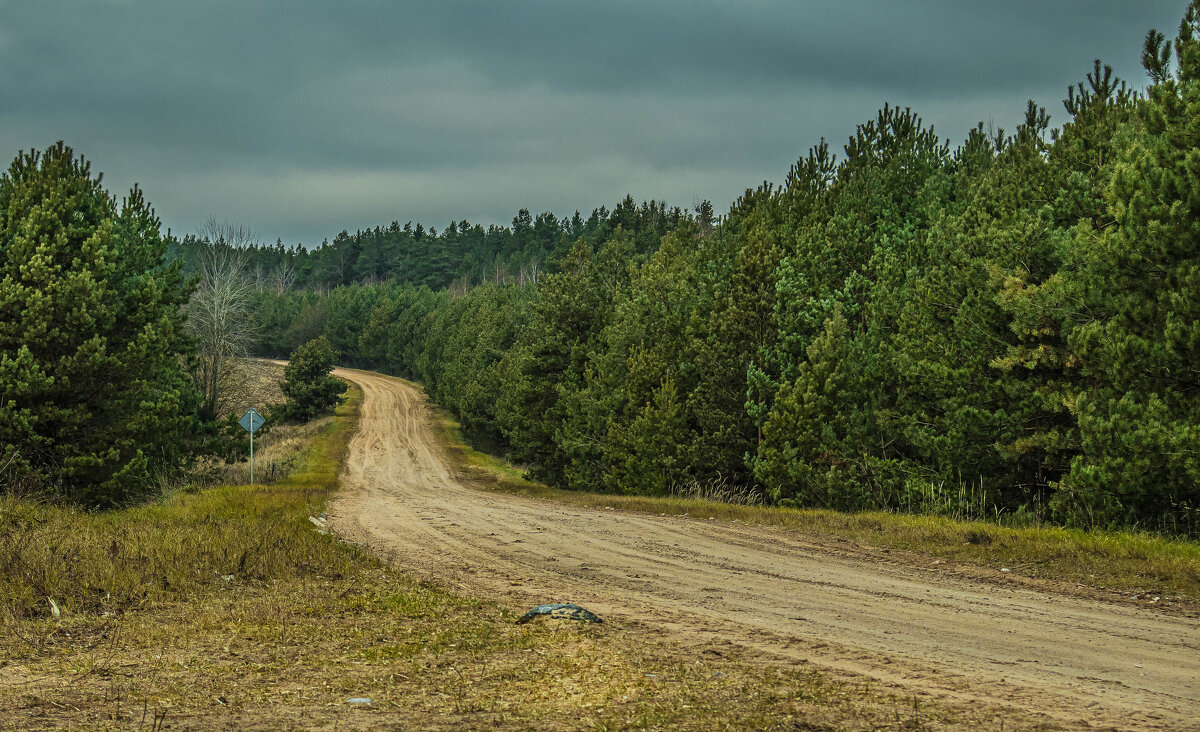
[438,414,1200,609]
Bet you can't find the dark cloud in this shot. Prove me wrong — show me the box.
[0,0,1186,244]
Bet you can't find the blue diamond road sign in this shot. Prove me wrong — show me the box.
[239,408,265,434]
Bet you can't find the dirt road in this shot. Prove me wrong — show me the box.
[328,368,1200,730]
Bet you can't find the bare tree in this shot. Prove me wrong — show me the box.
[272,256,296,294]
[199,217,256,251]
[187,219,259,419]
[491,253,513,285]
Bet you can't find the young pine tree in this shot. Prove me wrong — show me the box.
[0,142,202,506]
[279,336,348,423]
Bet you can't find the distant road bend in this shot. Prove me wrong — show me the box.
[329,367,1200,730]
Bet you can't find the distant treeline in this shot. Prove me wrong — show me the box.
[169,196,698,294]
[238,9,1200,534]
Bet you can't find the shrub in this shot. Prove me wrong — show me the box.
[278,337,347,423]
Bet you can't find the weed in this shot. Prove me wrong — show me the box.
[668,473,765,506]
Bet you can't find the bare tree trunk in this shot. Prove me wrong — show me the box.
[517,256,541,286]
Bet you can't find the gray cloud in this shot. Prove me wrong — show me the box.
[0,0,1186,244]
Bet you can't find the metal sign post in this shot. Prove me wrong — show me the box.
[238,408,265,483]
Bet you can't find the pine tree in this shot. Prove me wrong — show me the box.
[582,225,706,494]
[496,233,634,487]
[891,106,1070,512]
[279,336,347,423]
[754,309,849,505]
[0,142,201,505]
[1053,7,1200,528]
[753,107,952,507]
[608,376,687,496]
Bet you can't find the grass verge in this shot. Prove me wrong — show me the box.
[437,413,1200,611]
[0,385,363,622]
[0,384,1013,730]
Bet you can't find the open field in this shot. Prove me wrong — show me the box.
[328,367,1200,731]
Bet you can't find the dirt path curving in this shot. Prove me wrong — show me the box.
[328,368,1200,730]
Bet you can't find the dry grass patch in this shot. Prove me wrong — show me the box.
[199,414,338,487]
[2,561,1019,730]
[437,412,1200,611]
[192,358,322,487]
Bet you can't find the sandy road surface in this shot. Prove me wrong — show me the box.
[328,368,1200,730]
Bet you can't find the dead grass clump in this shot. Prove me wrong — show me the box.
[669,473,765,506]
[214,358,287,420]
[963,529,993,546]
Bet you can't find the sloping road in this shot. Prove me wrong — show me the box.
[328,367,1200,730]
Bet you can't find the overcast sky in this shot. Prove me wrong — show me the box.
[0,1,1187,246]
